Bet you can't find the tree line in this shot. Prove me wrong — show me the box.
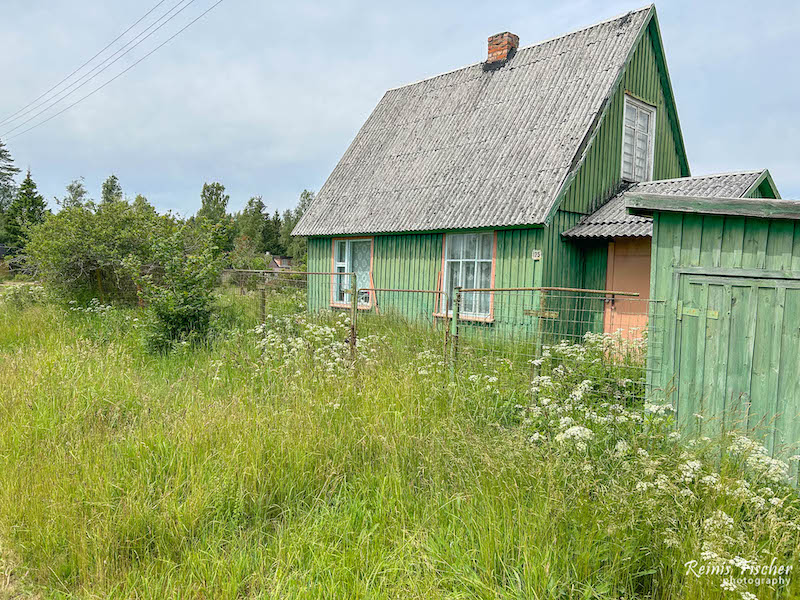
[0,137,312,273]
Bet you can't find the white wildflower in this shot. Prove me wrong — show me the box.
[613,440,630,458]
[679,460,702,483]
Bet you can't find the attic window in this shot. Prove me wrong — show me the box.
[621,95,656,182]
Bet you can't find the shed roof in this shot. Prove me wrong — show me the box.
[562,170,768,239]
[293,6,659,236]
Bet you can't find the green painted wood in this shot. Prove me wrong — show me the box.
[703,282,727,439]
[749,286,779,442]
[556,19,687,217]
[674,276,702,431]
[629,193,800,220]
[744,171,781,200]
[653,209,800,465]
[726,284,757,429]
[774,288,800,477]
[309,229,547,336]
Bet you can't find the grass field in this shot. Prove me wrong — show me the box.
[0,285,799,599]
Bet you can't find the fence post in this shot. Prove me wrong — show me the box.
[449,287,461,378]
[531,289,547,381]
[349,272,358,360]
[260,282,267,324]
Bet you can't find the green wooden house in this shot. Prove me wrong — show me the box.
[292,5,779,332]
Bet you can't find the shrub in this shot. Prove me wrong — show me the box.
[24,197,174,304]
[127,227,224,352]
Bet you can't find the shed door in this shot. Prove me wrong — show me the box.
[674,274,800,455]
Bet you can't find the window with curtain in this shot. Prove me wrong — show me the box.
[333,239,372,305]
[442,232,493,318]
[621,96,656,182]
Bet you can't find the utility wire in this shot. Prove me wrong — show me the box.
[1,0,197,137]
[0,0,170,126]
[8,0,227,141]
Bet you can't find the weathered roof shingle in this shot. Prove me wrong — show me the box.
[293,7,654,236]
[562,171,766,239]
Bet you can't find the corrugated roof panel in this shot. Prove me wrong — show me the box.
[562,171,765,238]
[294,7,653,236]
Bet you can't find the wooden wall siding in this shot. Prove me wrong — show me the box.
[307,228,546,334]
[558,21,687,217]
[650,212,800,465]
[538,210,610,337]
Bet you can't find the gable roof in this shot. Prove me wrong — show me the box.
[294,6,659,237]
[562,170,769,239]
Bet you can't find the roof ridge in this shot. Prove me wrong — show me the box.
[385,5,654,93]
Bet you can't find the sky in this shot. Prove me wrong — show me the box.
[0,0,798,217]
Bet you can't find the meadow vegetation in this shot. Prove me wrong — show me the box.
[0,284,799,599]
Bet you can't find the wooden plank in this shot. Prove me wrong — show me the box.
[716,285,734,435]
[677,267,800,280]
[765,220,795,272]
[773,288,800,469]
[741,218,769,270]
[725,284,755,433]
[680,213,703,267]
[627,193,800,220]
[748,286,780,447]
[675,279,704,433]
[721,217,745,269]
[702,283,727,439]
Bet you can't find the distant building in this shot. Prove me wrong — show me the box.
[269,256,293,271]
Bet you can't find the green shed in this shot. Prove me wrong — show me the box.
[628,193,800,462]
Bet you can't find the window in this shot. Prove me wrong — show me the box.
[621,96,656,182]
[333,239,372,306]
[442,232,494,318]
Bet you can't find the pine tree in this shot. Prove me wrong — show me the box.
[6,169,47,251]
[0,138,21,244]
[0,138,19,195]
[280,189,314,262]
[262,210,283,255]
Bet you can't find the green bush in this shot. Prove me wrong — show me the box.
[128,227,223,353]
[24,197,175,304]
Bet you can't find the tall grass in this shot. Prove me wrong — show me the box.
[0,287,798,599]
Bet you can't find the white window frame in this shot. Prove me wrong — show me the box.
[621,95,656,183]
[332,238,372,307]
[441,232,495,319]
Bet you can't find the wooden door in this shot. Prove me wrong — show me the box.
[604,237,651,337]
[673,274,800,460]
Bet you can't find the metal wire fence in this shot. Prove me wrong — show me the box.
[217,270,663,400]
[449,287,665,402]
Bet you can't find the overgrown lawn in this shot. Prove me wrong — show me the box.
[0,287,798,599]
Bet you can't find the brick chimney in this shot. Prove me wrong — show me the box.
[487,32,519,63]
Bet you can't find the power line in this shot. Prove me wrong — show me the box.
[1,0,198,137]
[8,0,227,141]
[0,0,170,126]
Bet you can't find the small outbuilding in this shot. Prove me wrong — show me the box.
[628,192,800,465]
